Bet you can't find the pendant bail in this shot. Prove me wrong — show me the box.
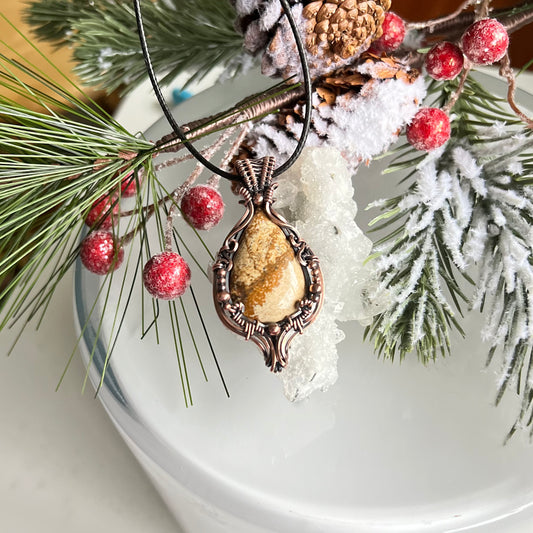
[235,157,276,207]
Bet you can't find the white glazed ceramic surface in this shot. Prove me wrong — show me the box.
[76,72,533,533]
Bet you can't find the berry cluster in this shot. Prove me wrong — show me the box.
[80,177,225,302]
[373,14,509,152]
[79,16,511,290]
[84,168,142,231]
[410,18,508,152]
[81,168,143,276]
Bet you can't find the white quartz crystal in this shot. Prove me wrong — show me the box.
[276,147,389,401]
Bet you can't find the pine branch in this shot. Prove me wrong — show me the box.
[365,157,470,364]
[0,35,152,346]
[467,135,533,438]
[367,73,533,437]
[0,20,307,335]
[0,24,257,399]
[24,0,245,94]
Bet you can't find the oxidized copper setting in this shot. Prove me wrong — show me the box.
[213,157,324,372]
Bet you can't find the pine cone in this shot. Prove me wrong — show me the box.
[231,0,293,54]
[236,53,422,170]
[303,0,390,59]
[232,0,391,79]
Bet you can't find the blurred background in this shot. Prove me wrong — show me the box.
[0,2,119,112]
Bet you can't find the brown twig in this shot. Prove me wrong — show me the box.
[406,1,533,46]
[499,53,533,129]
[163,124,240,250]
[119,84,304,246]
[121,121,244,247]
[502,2,533,33]
[478,0,491,19]
[152,83,305,154]
[406,0,476,32]
[443,63,472,114]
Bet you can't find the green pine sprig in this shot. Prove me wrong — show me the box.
[0,27,152,314]
[0,20,239,400]
[24,0,245,94]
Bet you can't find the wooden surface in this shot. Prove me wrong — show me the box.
[0,3,80,106]
[0,2,115,111]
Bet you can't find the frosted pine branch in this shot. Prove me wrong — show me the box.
[368,71,533,435]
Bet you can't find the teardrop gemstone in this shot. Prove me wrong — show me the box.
[230,210,306,323]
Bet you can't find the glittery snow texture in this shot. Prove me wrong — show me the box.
[181,185,225,231]
[80,230,124,275]
[275,147,390,401]
[425,42,464,81]
[143,252,191,300]
[461,18,509,65]
[251,75,426,170]
[406,107,451,152]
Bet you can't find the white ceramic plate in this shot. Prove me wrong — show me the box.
[76,71,533,533]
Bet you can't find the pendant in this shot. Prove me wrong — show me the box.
[213,157,324,372]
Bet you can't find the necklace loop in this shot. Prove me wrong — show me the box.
[133,0,312,181]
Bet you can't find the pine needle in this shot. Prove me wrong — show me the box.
[24,0,245,94]
[366,72,533,438]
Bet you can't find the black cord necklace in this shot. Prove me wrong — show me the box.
[133,0,313,181]
[133,0,323,373]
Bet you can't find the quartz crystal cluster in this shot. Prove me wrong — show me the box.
[274,146,389,400]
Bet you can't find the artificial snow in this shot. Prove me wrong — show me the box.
[252,75,426,171]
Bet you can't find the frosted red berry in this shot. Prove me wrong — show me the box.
[181,185,224,231]
[425,42,464,80]
[80,230,124,275]
[461,18,509,65]
[85,195,119,229]
[406,108,451,151]
[372,12,406,52]
[119,169,142,197]
[143,252,191,300]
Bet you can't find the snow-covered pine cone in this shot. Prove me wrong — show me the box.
[235,53,425,171]
[231,0,391,78]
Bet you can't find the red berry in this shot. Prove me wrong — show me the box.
[85,195,119,229]
[181,185,224,231]
[406,108,451,151]
[425,42,464,81]
[80,230,124,275]
[119,169,142,197]
[143,252,191,300]
[372,12,406,53]
[461,18,509,65]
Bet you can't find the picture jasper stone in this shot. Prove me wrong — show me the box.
[230,210,306,323]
